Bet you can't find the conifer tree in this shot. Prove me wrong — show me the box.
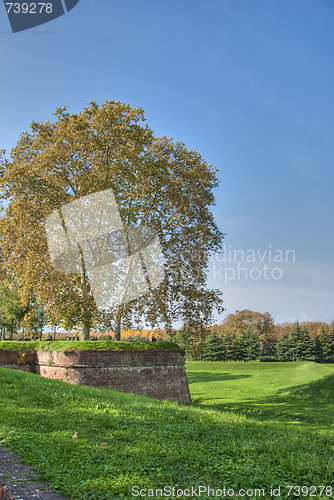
[313,325,328,362]
[327,328,334,363]
[276,335,294,361]
[313,335,324,363]
[277,322,315,361]
[220,331,236,361]
[298,327,315,361]
[234,329,260,361]
[201,331,224,361]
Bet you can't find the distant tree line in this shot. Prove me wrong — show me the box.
[1,284,334,364]
[0,283,48,341]
[0,281,164,341]
[172,310,334,363]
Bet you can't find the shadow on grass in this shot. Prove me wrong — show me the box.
[1,368,334,499]
[186,372,251,384]
[192,374,334,428]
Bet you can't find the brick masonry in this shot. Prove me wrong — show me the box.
[0,349,191,405]
[0,351,35,373]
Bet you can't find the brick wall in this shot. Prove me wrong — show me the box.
[0,349,191,405]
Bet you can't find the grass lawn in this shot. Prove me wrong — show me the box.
[186,361,334,432]
[0,362,333,499]
[0,340,181,352]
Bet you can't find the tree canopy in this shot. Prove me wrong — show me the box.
[208,309,277,355]
[0,100,224,339]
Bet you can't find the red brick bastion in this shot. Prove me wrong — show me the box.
[0,348,191,405]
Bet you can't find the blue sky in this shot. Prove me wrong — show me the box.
[1,0,334,325]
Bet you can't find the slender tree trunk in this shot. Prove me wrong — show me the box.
[0,313,4,341]
[10,319,14,341]
[114,305,123,341]
[79,247,91,341]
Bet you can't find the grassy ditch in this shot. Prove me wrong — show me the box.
[187,361,334,430]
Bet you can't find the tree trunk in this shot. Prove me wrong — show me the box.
[81,320,91,341]
[11,319,14,341]
[79,246,92,341]
[114,305,123,341]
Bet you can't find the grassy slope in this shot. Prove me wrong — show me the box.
[187,361,334,430]
[0,363,332,499]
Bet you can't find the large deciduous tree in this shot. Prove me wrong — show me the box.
[0,100,223,339]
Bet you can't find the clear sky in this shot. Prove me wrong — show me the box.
[1,0,334,325]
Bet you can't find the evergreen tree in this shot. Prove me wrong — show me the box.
[234,329,260,361]
[298,327,315,361]
[327,329,334,363]
[316,325,331,362]
[277,323,315,361]
[313,335,324,363]
[220,331,236,361]
[289,322,303,361]
[276,335,294,361]
[201,331,224,361]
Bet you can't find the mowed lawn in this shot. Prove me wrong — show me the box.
[186,361,334,432]
[0,362,333,499]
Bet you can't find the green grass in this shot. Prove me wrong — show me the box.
[0,340,181,352]
[186,361,334,431]
[0,362,333,499]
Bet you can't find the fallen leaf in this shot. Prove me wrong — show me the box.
[72,432,78,439]
[99,443,108,446]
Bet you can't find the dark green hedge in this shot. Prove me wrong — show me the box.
[259,355,279,362]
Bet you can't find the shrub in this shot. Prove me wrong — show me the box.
[259,356,279,362]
